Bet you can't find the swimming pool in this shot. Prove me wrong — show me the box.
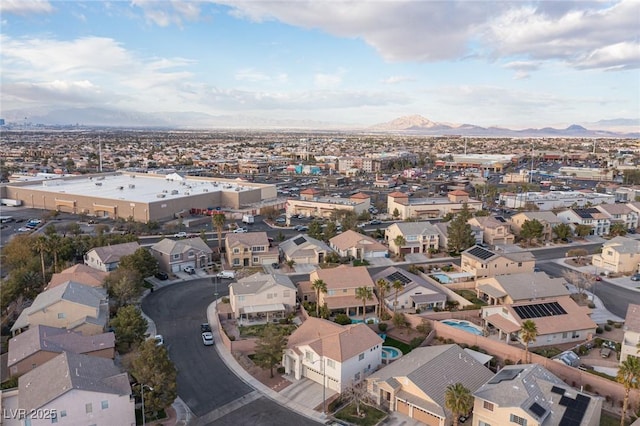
[440,319,483,336]
[350,317,379,324]
[381,346,402,362]
[431,273,451,284]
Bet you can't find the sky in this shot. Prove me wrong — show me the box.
[1,0,639,129]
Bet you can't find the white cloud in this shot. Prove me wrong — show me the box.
[131,0,203,27]
[574,41,640,70]
[314,69,346,88]
[381,76,415,85]
[0,0,53,15]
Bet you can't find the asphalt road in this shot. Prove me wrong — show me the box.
[141,278,321,426]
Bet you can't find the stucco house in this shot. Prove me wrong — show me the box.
[280,234,333,265]
[621,304,640,363]
[366,344,493,426]
[384,221,439,256]
[329,230,388,260]
[229,272,297,322]
[460,245,535,279]
[481,296,597,347]
[84,241,140,272]
[433,222,483,251]
[46,264,108,290]
[508,211,562,243]
[473,364,602,426]
[7,352,135,426]
[475,272,570,306]
[150,237,212,273]
[387,190,482,220]
[591,236,640,274]
[283,317,383,393]
[468,216,515,246]
[557,208,611,237]
[224,231,278,268]
[7,325,115,377]
[11,281,108,336]
[370,267,446,312]
[310,265,378,317]
[595,203,639,231]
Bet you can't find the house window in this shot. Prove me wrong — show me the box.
[283,290,290,297]
[359,353,364,361]
[233,248,240,254]
[479,422,492,426]
[483,401,494,411]
[233,259,240,266]
[572,331,580,338]
[267,293,273,299]
[253,257,259,263]
[510,414,527,425]
[101,400,109,409]
[327,359,335,368]
[57,312,66,319]
[188,251,194,258]
[172,253,180,260]
[305,351,313,361]
[238,296,245,302]
[354,372,361,381]
[517,262,522,267]
[86,403,93,413]
[562,332,568,339]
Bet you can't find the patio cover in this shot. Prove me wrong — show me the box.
[477,284,507,299]
[410,294,446,304]
[485,313,520,333]
[240,303,286,315]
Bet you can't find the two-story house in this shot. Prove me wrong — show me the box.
[7,325,115,377]
[460,245,535,279]
[473,364,602,426]
[557,208,611,237]
[509,211,562,243]
[468,216,515,246]
[592,236,640,274]
[280,234,333,265]
[366,344,493,426]
[310,265,378,318]
[11,281,108,336]
[46,264,108,291]
[434,222,483,251]
[150,237,212,273]
[475,272,570,306]
[84,241,140,272]
[329,230,388,260]
[283,317,383,393]
[225,232,278,268]
[385,221,439,256]
[621,304,640,364]
[229,272,297,322]
[595,203,639,232]
[371,267,446,312]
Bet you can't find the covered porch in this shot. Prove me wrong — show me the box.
[238,303,287,325]
[483,313,520,344]
[325,294,379,318]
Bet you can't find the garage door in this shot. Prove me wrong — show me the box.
[412,406,440,426]
[396,400,409,416]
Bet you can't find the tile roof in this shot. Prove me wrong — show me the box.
[390,221,439,236]
[47,264,108,290]
[602,236,640,254]
[624,304,640,333]
[225,231,270,247]
[505,296,596,335]
[329,230,387,252]
[388,191,408,198]
[311,265,374,290]
[349,192,370,199]
[89,241,140,264]
[151,237,213,255]
[231,272,295,295]
[449,189,469,196]
[19,352,131,412]
[280,234,332,260]
[477,272,570,302]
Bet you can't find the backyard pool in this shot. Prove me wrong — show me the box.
[381,346,402,362]
[440,319,483,336]
[431,273,452,284]
[351,317,379,324]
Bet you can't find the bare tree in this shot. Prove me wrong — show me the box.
[343,380,371,417]
[562,270,593,298]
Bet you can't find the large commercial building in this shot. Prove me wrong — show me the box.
[1,172,277,223]
[498,189,615,210]
[387,190,483,220]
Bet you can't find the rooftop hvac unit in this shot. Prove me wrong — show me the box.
[129,184,135,189]
[157,194,166,198]
[203,189,209,192]
[117,186,124,190]
[95,182,102,186]
[171,190,179,195]
[97,176,105,180]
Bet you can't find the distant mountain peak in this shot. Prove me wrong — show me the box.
[369,114,445,131]
[566,124,587,131]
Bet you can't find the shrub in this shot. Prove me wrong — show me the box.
[604,324,612,332]
[380,311,392,321]
[596,327,603,334]
[378,323,388,332]
[221,297,230,304]
[504,359,514,365]
[614,322,622,328]
[229,335,236,341]
[410,336,426,349]
[588,302,596,309]
[367,319,374,324]
[334,313,352,325]
[277,366,285,374]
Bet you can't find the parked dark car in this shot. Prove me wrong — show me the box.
[155,271,169,280]
[200,323,212,333]
[271,262,280,269]
[631,274,640,282]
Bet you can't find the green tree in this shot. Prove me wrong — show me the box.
[311,279,327,317]
[552,223,573,241]
[444,383,474,426]
[617,355,640,426]
[393,235,406,256]
[355,286,373,321]
[212,213,226,251]
[520,219,544,246]
[33,236,49,287]
[392,208,400,219]
[105,268,143,308]
[609,222,628,237]
[110,305,148,351]
[519,320,538,363]
[392,279,403,313]
[307,220,323,240]
[253,323,288,378]
[324,222,337,241]
[574,223,593,238]
[118,248,159,279]
[446,203,476,254]
[130,339,178,417]
[376,278,390,317]
[392,312,407,328]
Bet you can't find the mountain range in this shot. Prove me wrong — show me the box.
[1,108,638,137]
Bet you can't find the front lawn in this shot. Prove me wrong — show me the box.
[334,403,386,426]
[384,337,412,355]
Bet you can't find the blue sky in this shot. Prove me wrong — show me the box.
[1,0,639,129]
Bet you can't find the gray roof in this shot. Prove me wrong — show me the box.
[602,236,640,254]
[484,272,570,302]
[371,267,446,302]
[11,282,107,332]
[231,272,296,295]
[391,221,439,236]
[8,325,114,367]
[279,234,332,259]
[369,344,493,416]
[151,237,213,256]
[19,351,131,411]
[88,241,140,264]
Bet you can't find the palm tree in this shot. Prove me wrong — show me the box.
[393,235,406,256]
[376,278,390,317]
[392,279,403,313]
[618,355,640,426]
[48,234,61,273]
[33,235,49,287]
[211,212,225,251]
[355,286,373,322]
[311,279,327,317]
[444,382,473,426]
[519,320,538,363]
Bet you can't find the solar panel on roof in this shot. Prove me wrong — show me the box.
[530,402,547,418]
[513,301,567,319]
[551,386,565,395]
[293,236,306,246]
[495,216,506,222]
[387,271,411,285]
[467,246,495,260]
[487,368,523,384]
[559,396,572,407]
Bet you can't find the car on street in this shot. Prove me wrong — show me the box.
[271,262,280,269]
[18,227,33,232]
[153,335,164,346]
[201,323,212,333]
[183,266,196,275]
[202,332,214,346]
[174,232,188,238]
[155,271,169,280]
[216,270,236,279]
[294,225,308,231]
[369,219,382,225]
[232,227,248,233]
[631,274,640,282]
[275,217,286,224]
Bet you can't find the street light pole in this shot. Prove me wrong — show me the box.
[137,384,153,426]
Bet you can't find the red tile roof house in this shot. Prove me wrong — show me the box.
[282,317,383,393]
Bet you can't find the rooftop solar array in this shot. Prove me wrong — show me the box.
[513,301,567,319]
[574,208,599,219]
[559,393,590,426]
[529,402,547,419]
[467,246,495,260]
[293,236,306,246]
[386,271,412,285]
[487,368,523,384]
[551,386,566,395]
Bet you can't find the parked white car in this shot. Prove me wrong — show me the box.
[174,232,187,238]
[216,270,236,279]
[232,227,248,233]
[202,332,214,346]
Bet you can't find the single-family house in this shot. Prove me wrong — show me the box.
[329,230,388,260]
[433,222,483,251]
[280,234,333,265]
[592,236,640,274]
[13,352,135,426]
[595,203,639,231]
[621,304,640,363]
[224,232,278,268]
[370,267,446,312]
[46,264,108,290]
[460,245,535,279]
[229,273,297,322]
[366,344,494,426]
[468,216,515,246]
[509,211,562,243]
[384,221,439,256]
[557,208,611,237]
[310,265,378,318]
[84,241,140,272]
[475,272,570,306]
[473,364,602,426]
[150,237,212,273]
[11,281,108,336]
[481,296,597,347]
[7,325,115,377]
[282,317,383,393]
